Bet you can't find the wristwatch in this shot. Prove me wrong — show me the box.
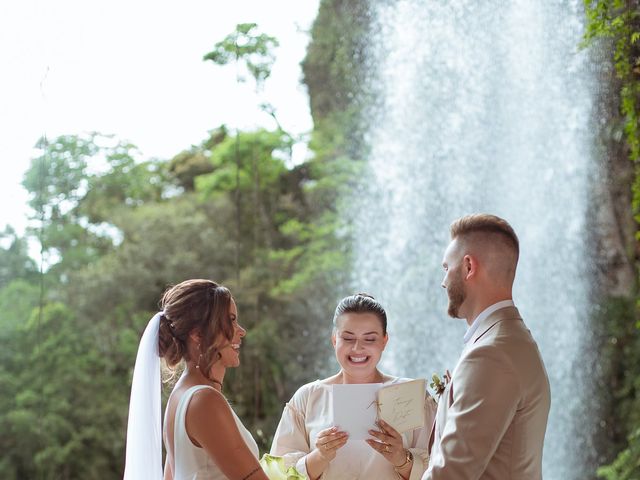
[394,449,413,469]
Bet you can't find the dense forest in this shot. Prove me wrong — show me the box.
[0,1,638,478]
[583,0,640,478]
[0,16,358,478]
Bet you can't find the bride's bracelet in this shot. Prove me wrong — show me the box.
[241,466,261,480]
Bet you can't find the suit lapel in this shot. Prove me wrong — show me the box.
[467,306,522,346]
[429,380,452,455]
[429,307,524,467]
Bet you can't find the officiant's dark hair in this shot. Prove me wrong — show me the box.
[333,293,388,335]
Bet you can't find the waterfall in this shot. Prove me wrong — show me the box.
[350,1,597,478]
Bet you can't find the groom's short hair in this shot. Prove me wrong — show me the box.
[450,214,519,281]
[450,214,519,255]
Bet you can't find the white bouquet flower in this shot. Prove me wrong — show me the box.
[259,454,307,480]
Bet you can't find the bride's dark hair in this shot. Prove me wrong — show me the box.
[157,279,234,377]
[332,293,388,334]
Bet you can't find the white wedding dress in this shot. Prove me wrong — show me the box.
[172,385,259,480]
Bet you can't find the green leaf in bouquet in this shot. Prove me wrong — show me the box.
[259,454,307,480]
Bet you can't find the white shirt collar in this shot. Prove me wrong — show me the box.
[463,299,515,344]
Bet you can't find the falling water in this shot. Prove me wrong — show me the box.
[350,1,597,478]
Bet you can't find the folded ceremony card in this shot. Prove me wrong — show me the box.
[377,378,426,434]
[332,383,382,440]
[332,379,426,439]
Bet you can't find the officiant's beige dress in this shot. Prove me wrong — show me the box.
[271,377,436,480]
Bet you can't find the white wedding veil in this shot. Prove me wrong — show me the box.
[123,312,164,480]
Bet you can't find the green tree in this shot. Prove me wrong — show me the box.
[583,1,640,477]
[0,227,38,288]
[167,127,227,191]
[0,279,41,479]
[81,148,167,223]
[0,10,382,475]
[203,23,279,88]
[192,127,332,446]
[3,303,128,479]
[22,133,170,282]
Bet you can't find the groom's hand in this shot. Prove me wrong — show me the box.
[366,419,407,467]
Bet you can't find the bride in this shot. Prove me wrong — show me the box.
[124,279,269,480]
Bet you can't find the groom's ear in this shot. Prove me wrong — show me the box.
[463,254,478,280]
[331,332,337,347]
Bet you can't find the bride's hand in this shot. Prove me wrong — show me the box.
[314,426,348,461]
[366,419,406,467]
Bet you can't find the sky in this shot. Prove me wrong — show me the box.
[0,0,319,236]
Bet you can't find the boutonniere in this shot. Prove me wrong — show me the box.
[429,370,452,398]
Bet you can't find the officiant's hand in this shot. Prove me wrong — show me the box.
[314,426,348,461]
[366,419,406,467]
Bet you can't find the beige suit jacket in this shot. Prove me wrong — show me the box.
[424,306,550,480]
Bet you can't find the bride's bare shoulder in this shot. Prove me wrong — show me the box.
[188,386,230,414]
[184,387,237,444]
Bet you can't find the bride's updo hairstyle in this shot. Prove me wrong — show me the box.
[157,279,234,375]
[332,293,388,335]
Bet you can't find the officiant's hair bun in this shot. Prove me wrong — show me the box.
[333,293,387,334]
[158,279,234,369]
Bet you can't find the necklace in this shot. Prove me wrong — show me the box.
[211,378,223,389]
[192,365,223,389]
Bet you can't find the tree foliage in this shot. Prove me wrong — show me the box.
[584,0,640,212]
[0,117,343,476]
[21,133,166,282]
[203,23,279,88]
[584,1,640,477]
[0,10,378,476]
[0,227,38,288]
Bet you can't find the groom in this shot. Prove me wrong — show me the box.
[423,214,550,479]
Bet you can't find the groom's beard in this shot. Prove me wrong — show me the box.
[447,273,466,318]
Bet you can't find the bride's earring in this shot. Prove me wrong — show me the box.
[195,343,203,370]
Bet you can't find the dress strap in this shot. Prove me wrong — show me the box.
[173,385,216,462]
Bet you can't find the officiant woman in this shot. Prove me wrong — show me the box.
[270,294,436,480]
